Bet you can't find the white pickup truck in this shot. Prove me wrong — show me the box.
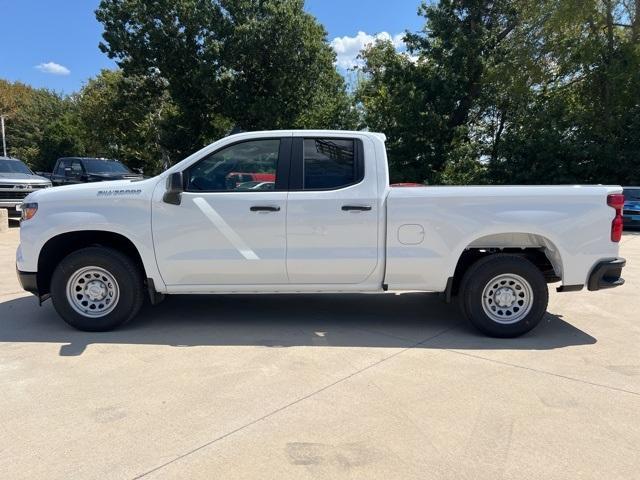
[16,130,626,337]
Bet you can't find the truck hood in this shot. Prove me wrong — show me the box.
[0,172,52,184]
[24,177,157,203]
[85,172,144,181]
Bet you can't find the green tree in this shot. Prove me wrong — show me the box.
[0,80,82,171]
[222,0,356,130]
[76,70,172,174]
[96,0,231,159]
[355,41,429,183]
[95,0,355,162]
[488,0,640,185]
[357,0,521,184]
[357,0,640,186]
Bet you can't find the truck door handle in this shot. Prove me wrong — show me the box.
[250,206,280,212]
[342,205,372,211]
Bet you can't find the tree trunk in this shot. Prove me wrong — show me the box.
[602,0,614,131]
[491,110,506,165]
[634,0,640,42]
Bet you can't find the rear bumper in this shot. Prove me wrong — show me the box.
[16,267,38,296]
[587,258,626,291]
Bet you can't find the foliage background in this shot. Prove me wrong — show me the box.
[1,0,638,185]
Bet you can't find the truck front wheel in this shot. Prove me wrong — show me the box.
[460,255,549,338]
[50,247,144,331]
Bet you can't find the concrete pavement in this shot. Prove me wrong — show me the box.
[1,225,639,479]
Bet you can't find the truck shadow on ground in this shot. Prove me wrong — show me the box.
[0,292,596,356]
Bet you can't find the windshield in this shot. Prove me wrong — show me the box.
[623,188,640,202]
[83,159,131,174]
[0,159,33,175]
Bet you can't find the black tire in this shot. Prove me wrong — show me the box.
[50,247,144,331]
[459,254,548,338]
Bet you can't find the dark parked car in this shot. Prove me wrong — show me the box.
[42,157,143,186]
[623,187,640,229]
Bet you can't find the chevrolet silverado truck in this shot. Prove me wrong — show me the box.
[41,157,143,186]
[16,131,626,337]
[0,156,51,219]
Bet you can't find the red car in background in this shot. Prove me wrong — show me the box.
[391,182,426,187]
[227,172,276,184]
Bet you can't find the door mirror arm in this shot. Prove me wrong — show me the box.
[163,172,184,205]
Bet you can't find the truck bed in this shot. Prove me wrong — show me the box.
[384,185,621,291]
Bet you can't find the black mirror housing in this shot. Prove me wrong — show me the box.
[163,172,184,205]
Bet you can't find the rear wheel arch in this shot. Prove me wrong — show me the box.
[449,233,563,298]
[37,230,146,296]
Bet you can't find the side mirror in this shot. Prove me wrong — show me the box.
[163,172,184,205]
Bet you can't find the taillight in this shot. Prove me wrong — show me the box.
[607,193,624,242]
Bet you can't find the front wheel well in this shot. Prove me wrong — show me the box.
[450,248,559,298]
[37,231,146,296]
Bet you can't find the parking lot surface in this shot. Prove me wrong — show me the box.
[1,225,639,479]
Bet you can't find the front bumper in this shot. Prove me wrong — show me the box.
[16,267,38,296]
[0,201,22,219]
[587,258,626,291]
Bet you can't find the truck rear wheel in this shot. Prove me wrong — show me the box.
[50,247,144,331]
[459,255,548,338]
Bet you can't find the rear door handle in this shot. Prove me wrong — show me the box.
[250,206,280,212]
[342,205,372,211]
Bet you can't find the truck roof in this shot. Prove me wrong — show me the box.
[290,130,386,142]
[56,157,122,162]
[224,130,387,142]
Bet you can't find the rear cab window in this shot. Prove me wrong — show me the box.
[290,137,364,191]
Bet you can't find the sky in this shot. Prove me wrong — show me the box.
[0,0,424,94]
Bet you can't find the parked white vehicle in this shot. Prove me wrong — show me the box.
[0,156,52,218]
[16,131,626,336]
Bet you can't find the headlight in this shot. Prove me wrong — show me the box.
[21,202,38,221]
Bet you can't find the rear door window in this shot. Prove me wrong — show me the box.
[70,160,84,176]
[302,138,363,190]
[56,160,69,175]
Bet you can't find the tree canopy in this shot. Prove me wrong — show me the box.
[356,0,640,185]
[0,80,82,172]
[95,0,356,160]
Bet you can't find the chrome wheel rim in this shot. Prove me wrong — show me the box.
[66,266,119,318]
[481,273,533,325]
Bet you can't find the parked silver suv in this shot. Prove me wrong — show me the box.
[0,157,52,219]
